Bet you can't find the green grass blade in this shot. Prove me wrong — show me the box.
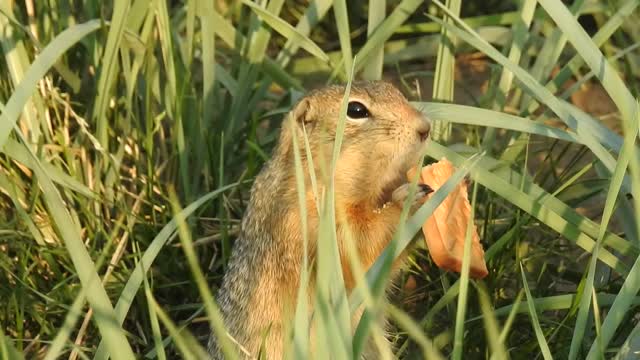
[520,263,553,360]
[201,0,216,156]
[387,304,445,360]
[363,151,482,356]
[241,0,329,63]
[0,327,24,360]
[169,191,238,359]
[245,0,285,64]
[92,0,130,149]
[148,296,210,360]
[316,60,356,357]
[354,0,424,73]
[529,0,640,115]
[0,173,45,246]
[471,293,640,320]
[42,293,86,360]
[519,0,585,113]
[452,181,479,360]
[426,3,628,190]
[332,0,353,78]
[537,0,637,125]
[414,102,582,143]
[154,0,177,103]
[275,0,332,67]
[431,0,460,142]
[0,3,81,93]
[496,291,524,351]
[587,254,640,359]
[141,259,167,360]
[0,2,43,143]
[361,0,386,80]
[425,142,631,273]
[482,0,537,150]
[613,321,640,360]
[210,9,303,90]
[183,0,196,67]
[2,138,95,198]
[476,282,509,360]
[93,182,242,359]
[290,110,312,359]
[586,102,640,359]
[0,20,102,149]
[350,151,483,313]
[394,11,521,34]
[496,0,536,101]
[557,42,640,111]
[569,100,635,359]
[12,134,135,359]
[537,0,640,236]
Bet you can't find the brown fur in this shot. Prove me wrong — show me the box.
[208,81,430,359]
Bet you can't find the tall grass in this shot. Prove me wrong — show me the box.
[1,0,639,359]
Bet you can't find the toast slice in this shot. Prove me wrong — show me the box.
[407,158,488,279]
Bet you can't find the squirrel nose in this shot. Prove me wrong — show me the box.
[417,121,430,142]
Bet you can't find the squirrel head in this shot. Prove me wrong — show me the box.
[277,80,431,205]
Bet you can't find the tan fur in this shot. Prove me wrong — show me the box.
[208,81,430,359]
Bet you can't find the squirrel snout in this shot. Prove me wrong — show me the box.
[416,121,431,142]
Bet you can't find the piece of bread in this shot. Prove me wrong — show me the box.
[407,158,488,279]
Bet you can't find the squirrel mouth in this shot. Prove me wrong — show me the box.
[377,149,422,205]
[379,175,405,205]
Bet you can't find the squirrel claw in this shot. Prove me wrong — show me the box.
[420,183,434,195]
[392,183,432,206]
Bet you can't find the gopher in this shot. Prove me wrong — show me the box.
[208,81,431,359]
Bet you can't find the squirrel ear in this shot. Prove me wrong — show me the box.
[289,98,313,126]
[278,98,313,158]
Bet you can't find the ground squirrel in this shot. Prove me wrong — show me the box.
[208,81,431,359]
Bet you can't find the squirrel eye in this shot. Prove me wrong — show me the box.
[346,101,370,119]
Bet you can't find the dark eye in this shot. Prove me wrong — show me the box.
[347,101,370,119]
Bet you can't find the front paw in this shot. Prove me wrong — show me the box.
[391,183,433,207]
